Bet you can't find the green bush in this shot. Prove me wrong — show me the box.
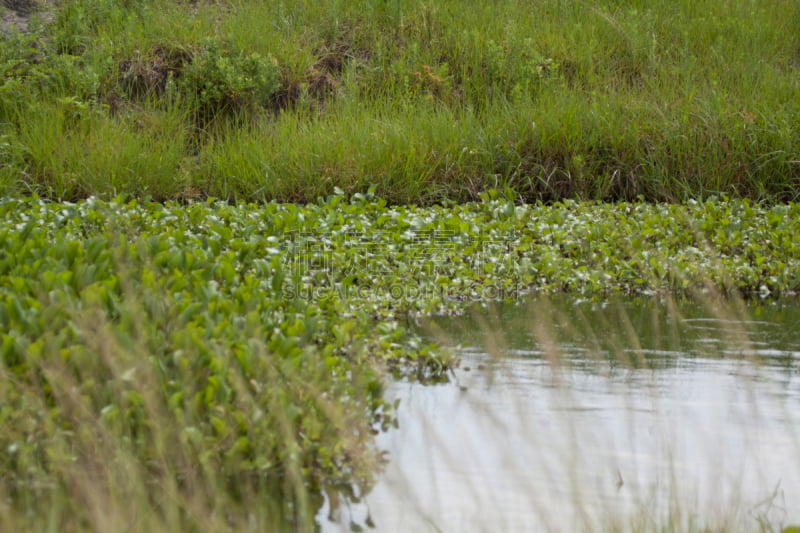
[179,38,281,122]
[0,24,102,116]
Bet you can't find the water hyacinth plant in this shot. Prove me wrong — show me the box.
[2,191,800,529]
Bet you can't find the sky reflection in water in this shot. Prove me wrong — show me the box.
[320,296,800,532]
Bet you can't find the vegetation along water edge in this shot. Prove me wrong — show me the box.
[1,0,799,529]
[2,192,800,530]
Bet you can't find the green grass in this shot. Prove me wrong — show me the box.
[0,0,797,203]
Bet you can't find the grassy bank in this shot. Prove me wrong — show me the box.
[0,0,798,203]
[2,193,800,529]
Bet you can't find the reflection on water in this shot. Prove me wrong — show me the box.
[319,296,800,532]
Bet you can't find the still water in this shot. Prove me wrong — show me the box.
[320,296,800,532]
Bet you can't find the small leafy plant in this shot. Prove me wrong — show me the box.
[178,38,280,121]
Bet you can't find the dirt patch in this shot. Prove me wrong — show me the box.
[272,36,366,113]
[117,45,193,99]
[1,0,54,36]
[3,0,38,15]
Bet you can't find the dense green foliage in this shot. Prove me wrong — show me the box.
[2,192,800,528]
[0,194,447,530]
[0,0,798,202]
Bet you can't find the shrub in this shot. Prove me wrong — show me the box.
[178,38,280,122]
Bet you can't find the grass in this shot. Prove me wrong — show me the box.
[0,0,797,203]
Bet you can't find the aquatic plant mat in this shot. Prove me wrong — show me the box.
[2,193,800,531]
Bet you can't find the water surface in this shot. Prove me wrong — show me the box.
[320,296,800,532]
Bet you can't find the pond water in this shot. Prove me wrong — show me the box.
[319,296,800,532]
